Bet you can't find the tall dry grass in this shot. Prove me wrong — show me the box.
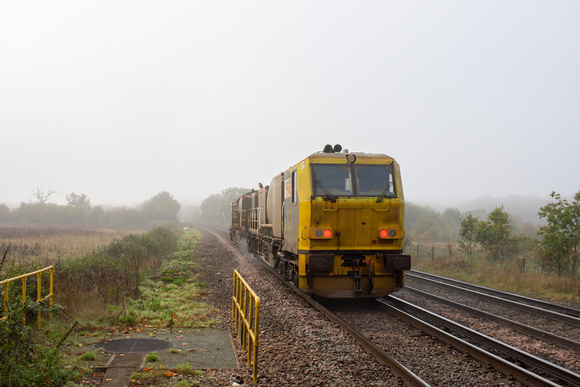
[0,225,141,269]
[0,225,148,320]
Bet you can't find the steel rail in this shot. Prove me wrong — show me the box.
[408,270,580,318]
[288,283,430,387]
[406,271,580,327]
[383,296,580,386]
[265,265,428,386]
[405,286,580,351]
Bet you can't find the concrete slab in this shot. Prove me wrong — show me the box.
[95,328,238,385]
[100,353,145,387]
[143,328,239,369]
[95,338,174,353]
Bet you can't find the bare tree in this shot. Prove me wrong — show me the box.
[32,186,57,204]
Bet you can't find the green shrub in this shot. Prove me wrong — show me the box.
[54,227,179,315]
[0,301,71,386]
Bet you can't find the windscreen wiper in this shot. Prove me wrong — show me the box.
[315,180,337,202]
[376,182,394,203]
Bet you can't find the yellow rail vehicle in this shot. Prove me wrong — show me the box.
[231,145,411,298]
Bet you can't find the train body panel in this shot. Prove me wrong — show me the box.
[268,174,284,239]
[231,145,411,298]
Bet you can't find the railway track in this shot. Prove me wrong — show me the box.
[402,285,580,351]
[253,251,429,386]
[407,270,580,321]
[404,271,580,346]
[247,252,562,385]
[397,270,580,385]
[381,295,580,386]
[266,264,580,385]
[209,227,580,385]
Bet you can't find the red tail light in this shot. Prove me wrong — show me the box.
[310,228,333,239]
[379,229,398,239]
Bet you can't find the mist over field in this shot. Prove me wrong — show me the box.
[1,2,578,212]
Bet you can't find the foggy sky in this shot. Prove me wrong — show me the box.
[1,1,579,209]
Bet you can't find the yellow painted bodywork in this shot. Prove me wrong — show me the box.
[283,152,407,297]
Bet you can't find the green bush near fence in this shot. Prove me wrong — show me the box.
[0,301,71,386]
[53,226,179,316]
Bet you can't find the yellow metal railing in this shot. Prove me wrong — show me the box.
[1,266,54,329]
[232,270,261,384]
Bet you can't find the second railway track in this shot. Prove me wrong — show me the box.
[406,271,580,319]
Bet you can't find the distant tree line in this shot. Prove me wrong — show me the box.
[0,190,181,228]
[195,187,250,226]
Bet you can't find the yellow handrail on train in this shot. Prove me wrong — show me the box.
[0,266,54,329]
[232,270,261,384]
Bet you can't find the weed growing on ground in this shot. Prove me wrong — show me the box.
[130,369,160,383]
[176,362,193,374]
[80,351,97,361]
[146,352,159,362]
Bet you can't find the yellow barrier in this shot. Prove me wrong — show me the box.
[232,270,261,384]
[0,266,54,329]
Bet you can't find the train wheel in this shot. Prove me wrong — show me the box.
[291,266,299,286]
